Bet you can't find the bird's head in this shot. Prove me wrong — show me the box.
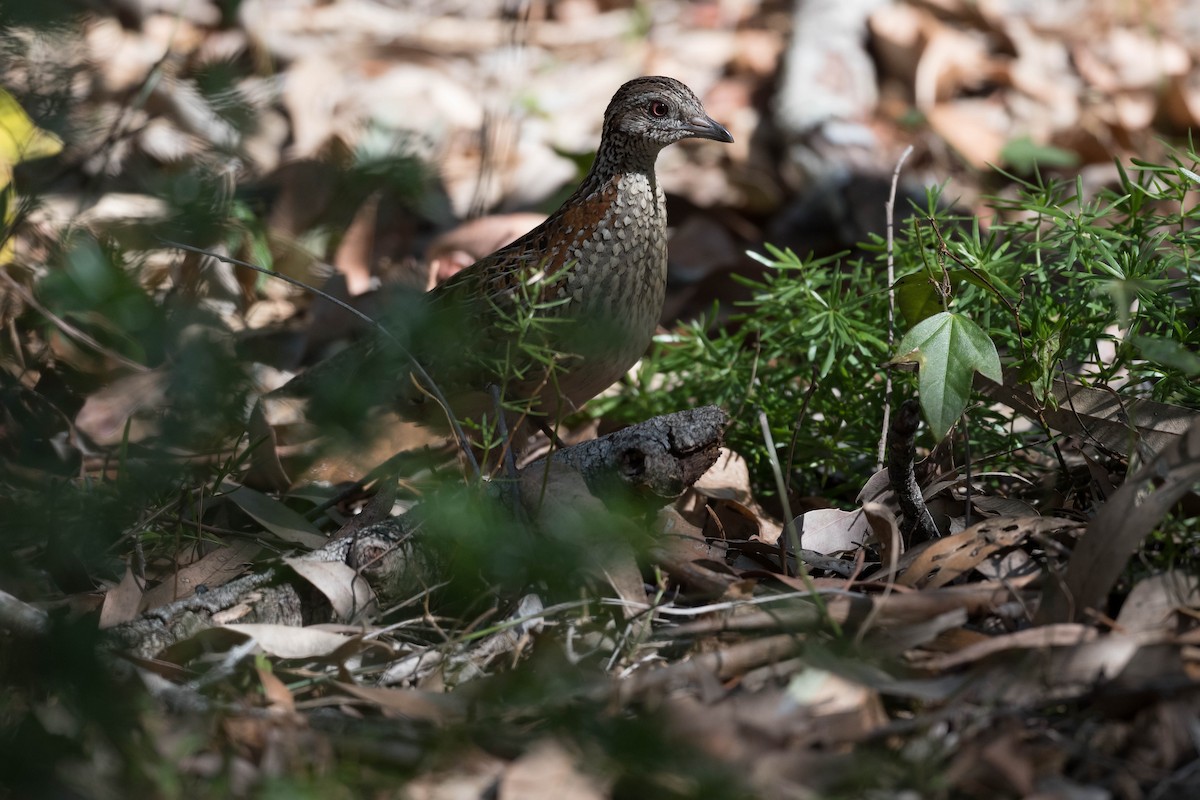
[600,76,733,163]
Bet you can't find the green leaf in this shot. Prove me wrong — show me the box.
[895,268,1018,327]
[221,482,328,548]
[1000,135,1080,173]
[1132,335,1200,376]
[894,273,942,326]
[891,311,1002,440]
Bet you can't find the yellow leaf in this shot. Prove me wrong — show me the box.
[0,86,64,185]
[1,87,63,265]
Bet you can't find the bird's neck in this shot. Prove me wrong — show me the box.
[588,135,662,183]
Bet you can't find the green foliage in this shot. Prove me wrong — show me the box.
[602,246,895,498]
[982,153,1200,408]
[892,311,1001,439]
[1000,135,1080,173]
[608,146,1200,500]
[5,11,1200,794]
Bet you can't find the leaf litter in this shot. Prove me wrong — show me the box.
[3,0,1200,797]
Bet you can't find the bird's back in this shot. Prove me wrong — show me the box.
[410,166,670,421]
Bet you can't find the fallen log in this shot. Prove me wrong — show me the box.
[111,406,728,658]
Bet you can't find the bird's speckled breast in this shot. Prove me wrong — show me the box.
[554,171,668,402]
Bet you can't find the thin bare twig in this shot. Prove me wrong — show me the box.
[888,398,938,544]
[758,409,842,636]
[878,145,914,470]
[0,269,150,373]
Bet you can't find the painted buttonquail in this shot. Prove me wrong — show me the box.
[288,76,733,432]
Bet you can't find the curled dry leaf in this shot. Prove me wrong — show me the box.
[74,370,167,446]
[99,566,145,629]
[328,682,460,723]
[1039,417,1200,624]
[219,623,362,660]
[888,516,1083,589]
[979,372,1199,459]
[283,557,377,622]
[255,665,296,713]
[498,739,608,800]
[786,508,870,556]
[912,623,1098,672]
[139,540,263,614]
[1116,572,1200,634]
[683,447,783,543]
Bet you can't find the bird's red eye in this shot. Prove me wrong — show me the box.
[649,100,669,117]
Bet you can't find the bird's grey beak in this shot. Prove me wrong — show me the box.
[685,114,734,143]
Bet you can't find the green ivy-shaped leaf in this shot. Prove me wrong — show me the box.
[891,311,1002,440]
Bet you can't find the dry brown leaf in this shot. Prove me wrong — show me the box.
[654,508,743,595]
[914,623,1098,671]
[99,565,145,629]
[328,682,459,722]
[86,17,171,93]
[855,467,892,505]
[784,667,889,743]
[970,495,1039,517]
[862,501,903,579]
[1162,71,1200,129]
[332,192,381,296]
[1003,23,1080,130]
[863,608,969,656]
[890,516,1081,589]
[243,400,290,492]
[278,55,353,159]
[869,2,929,86]
[913,22,994,109]
[1074,28,1189,93]
[926,100,1010,169]
[498,740,607,800]
[665,582,1028,640]
[1115,572,1200,634]
[689,447,754,503]
[1039,417,1200,624]
[686,448,783,543]
[707,498,772,541]
[618,634,803,703]
[730,28,786,78]
[221,483,328,549]
[219,623,360,659]
[74,370,167,446]
[979,372,1199,459]
[256,665,296,713]
[139,540,263,613]
[283,557,377,622]
[788,508,870,555]
[1110,90,1158,133]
